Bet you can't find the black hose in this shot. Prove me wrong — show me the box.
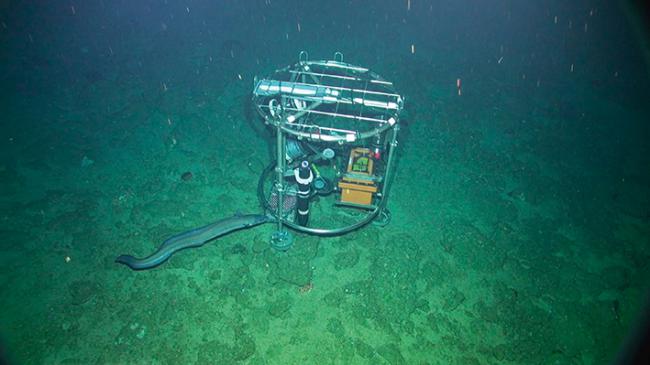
[257,160,385,237]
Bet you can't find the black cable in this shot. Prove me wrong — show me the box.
[258,159,383,236]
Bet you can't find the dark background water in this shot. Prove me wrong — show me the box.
[3,0,648,102]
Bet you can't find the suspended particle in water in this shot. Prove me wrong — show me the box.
[411,44,415,54]
[71,5,75,15]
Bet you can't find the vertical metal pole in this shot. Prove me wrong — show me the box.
[380,124,399,205]
[275,120,285,233]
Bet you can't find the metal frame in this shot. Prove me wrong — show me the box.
[253,52,403,236]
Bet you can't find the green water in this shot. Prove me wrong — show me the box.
[1,1,649,364]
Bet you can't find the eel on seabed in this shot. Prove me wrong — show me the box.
[115,213,272,270]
